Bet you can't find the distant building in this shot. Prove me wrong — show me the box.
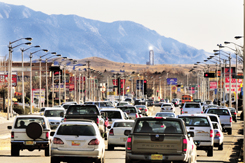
[149,50,154,65]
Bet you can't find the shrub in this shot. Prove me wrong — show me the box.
[13,106,24,114]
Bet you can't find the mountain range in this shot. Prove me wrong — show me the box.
[0,2,209,64]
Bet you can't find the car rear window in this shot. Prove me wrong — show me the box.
[118,107,136,113]
[212,123,218,129]
[44,110,64,117]
[101,111,122,119]
[209,116,218,122]
[207,109,230,115]
[205,101,212,104]
[113,122,134,127]
[162,104,171,107]
[156,113,175,117]
[184,104,200,108]
[179,117,210,126]
[67,106,99,115]
[57,124,96,136]
[15,118,46,129]
[134,119,183,134]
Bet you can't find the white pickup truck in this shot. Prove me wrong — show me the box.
[204,107,232,135]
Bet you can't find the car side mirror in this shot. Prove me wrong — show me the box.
[187,131,194,137]
[124,130,131,136]
[7,126,12,129]
[107,126,111,129]
[50,132,55,136]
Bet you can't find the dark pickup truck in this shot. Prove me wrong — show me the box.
[64,104,106,135]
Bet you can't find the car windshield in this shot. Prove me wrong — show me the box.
[193,99,201,102]
[184,104,200,108]
[229,108,236,112]
[118,102,128,106]
[207,109,229,115]
[205,101,212,104]
[156,113,175,117]
[67,106,99,115]
[118,107,136,113]
[134,119,183,134]
[44,110,64,117]
[15,118,46,129]
[113,122,134,127]
[57,124,96,136]
[101,111,122,119]
[162,104,171,107]
[179,117,210,126]
[136,106,146,109]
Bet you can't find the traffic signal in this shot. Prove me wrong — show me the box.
[176,85,181,87]
[144,80,147,95]
[204,73,215,78]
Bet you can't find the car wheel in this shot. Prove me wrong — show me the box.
[45,145,50,156]
[207,146,213,157]
[228,128,232,135]
[11,144,19,156]
[125,159,133,163]
[108,144,114,150]
[51,157,60,163]
[218,143,223,150]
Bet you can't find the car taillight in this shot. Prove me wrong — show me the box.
[135,113,138,118]
[88,139,100,145]
[126,137,132,150]
[215,131,221,137]
[46,132,49,139]
[109,128,114,136]
[182,111,184,114]
[64,118,66,122]
[234,112,237,115]
[96,118,99,124]
[145,109,147,112]
[230,117,232,122]
[183,138,187,152]
[139,114,142,118]
[210,129,213,137]
[155,117,163,119]
[11,132,14,138]
[53,137,64,144]
[201,111,203,113]
[139,108,142,110]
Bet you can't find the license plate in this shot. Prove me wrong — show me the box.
[151,154,163,160]
[71,141,80,146]
[25,141,34,145]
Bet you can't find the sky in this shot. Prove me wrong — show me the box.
[0,0,244,53]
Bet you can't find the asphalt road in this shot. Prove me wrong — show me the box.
[0,106,243,163]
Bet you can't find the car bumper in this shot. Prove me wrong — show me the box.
[193,140,213,149]
[11,140,50,149]
[126,152,187,161]
[222,124,232,129]
[108,135,127,146]
[160,110,174,112]
[213,137,222,145]
[51,148,102,158]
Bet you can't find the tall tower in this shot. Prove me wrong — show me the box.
[149,50,154,65]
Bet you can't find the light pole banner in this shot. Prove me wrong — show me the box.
[210,81,217,90]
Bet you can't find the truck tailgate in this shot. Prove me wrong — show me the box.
[131,134,184,154]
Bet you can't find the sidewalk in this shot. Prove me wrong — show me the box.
[0,112,15,124]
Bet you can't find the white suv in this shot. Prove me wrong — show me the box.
[182,102,203,114]
[7,115,51,156]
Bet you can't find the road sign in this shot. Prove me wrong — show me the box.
[136,80,144,90]
[167,78,177,85]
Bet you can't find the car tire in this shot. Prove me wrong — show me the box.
[218,143,223,150]
[125,159,133,163]
[51,157,60,163]
[228,128,232,135]
[45,145,50,156]
[26,122,43,139]
[11,144,19,156]
[108,144,114,150]
[207,146,213,157]
[95,155,105,163]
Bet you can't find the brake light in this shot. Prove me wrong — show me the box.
[135,113,138,118]
[145,109,147,112]
[96,118,99,124]
[234,112,237,115]
[139,108,142,110]
[182,111,184,114]
[183,138,187,152]
[139,114,142,118]
[88,139,100,145]
[53,137,64,144]
[11,132,14,138]
[201,111,203,113]
[155,117,163,119]
[215,131,221,137]
[64,118,66,122]
[210,129,213,138]
[126,137,132,150]
[46,132,49,139]
[109,129,114,136]
[230,117,232,122]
